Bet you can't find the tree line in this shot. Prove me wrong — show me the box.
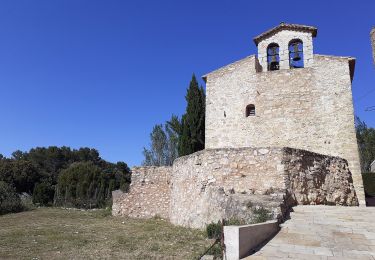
[142,74,205,166]
[0,146,130,214]
[356,117,375,198]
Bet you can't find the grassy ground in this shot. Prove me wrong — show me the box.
[0,208,212,260]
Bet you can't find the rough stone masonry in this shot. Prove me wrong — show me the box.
[113,23,364,228]
[204,23,365,205]
[112,166,172,219]
[113,147,358,228]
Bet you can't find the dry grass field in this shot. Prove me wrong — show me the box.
[0,208,212,259]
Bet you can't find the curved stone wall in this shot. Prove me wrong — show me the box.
[112,147,358,229]
[169,147,358,228]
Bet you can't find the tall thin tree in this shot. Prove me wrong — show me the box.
[178,74,205,156]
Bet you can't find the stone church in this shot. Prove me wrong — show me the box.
[113,23,365,229]
[204,23,364,205]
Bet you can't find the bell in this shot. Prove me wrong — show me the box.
[271,54,277,63]
[292,43,301,61]
[270,47,278,62]
[268,46,279,70]
[270,48,279,69]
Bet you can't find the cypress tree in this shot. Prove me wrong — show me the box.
[178,115,192,156]
[178,74,205,156]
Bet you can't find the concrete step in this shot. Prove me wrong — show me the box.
[245,205,375,259]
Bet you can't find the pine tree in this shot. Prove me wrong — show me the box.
[178,74,205,156]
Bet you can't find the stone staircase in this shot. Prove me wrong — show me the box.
[245,205,375,260]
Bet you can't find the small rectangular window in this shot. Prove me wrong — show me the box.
[246,105,255,117]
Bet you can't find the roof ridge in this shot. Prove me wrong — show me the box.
[253,23,317,45]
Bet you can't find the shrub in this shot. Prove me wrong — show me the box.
[55,162,128,209]
[252,207,271,223]
[0,181,23,215]
[206,243,222,259]
[362,172,375,197]
[33,182,55,206]
[206,221,222,239]
[225,217,246,226]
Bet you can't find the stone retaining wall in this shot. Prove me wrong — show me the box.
[283,148,358,206]
[170,148,287,228]
[112,166,172,219]
[170,147,358,228]
[112,147,358,229]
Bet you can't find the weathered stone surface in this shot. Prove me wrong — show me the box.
[256,28,315,70]
[168,147,358,228]
[204,26,364,205]
[112,166,172,219]
[112,147,358,228]
[283,148,358,206]
[169,148,286,228]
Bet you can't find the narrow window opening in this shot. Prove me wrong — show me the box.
[267,43,280,71]
[289,39,304,69]
[246,104,255,117]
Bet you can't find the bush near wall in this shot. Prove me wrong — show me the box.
[362,172,375,197]
[0,181,23,215]
[55,161,130,209]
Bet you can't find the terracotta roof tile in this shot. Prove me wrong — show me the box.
[253,23,317,45]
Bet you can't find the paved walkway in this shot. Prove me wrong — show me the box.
[245,205,375,260]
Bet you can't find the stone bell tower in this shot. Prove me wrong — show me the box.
[254,23,317,71]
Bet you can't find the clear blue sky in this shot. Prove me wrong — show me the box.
[0,1,374,166]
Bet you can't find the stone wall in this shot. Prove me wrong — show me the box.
[169,147,358,229]
[371,27,375,64]
[112,166,172,219]
[169,148,286,228]
[112,147,358,228]
[257,29,314,70]
[283,148,358,206]
[204,54,365,205]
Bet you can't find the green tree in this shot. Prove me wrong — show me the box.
[178,114,192,156]
[0,181,23,215]
[167,115,182,135]
[11,150,27,160]
[143,118,182,166]
[0,160,41,194]
[55,161,128,208]
[178,74,205,156]
[165,117,179,165]
[32,182,55,206]
[142,124,168,166]
[356,117,375,172]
